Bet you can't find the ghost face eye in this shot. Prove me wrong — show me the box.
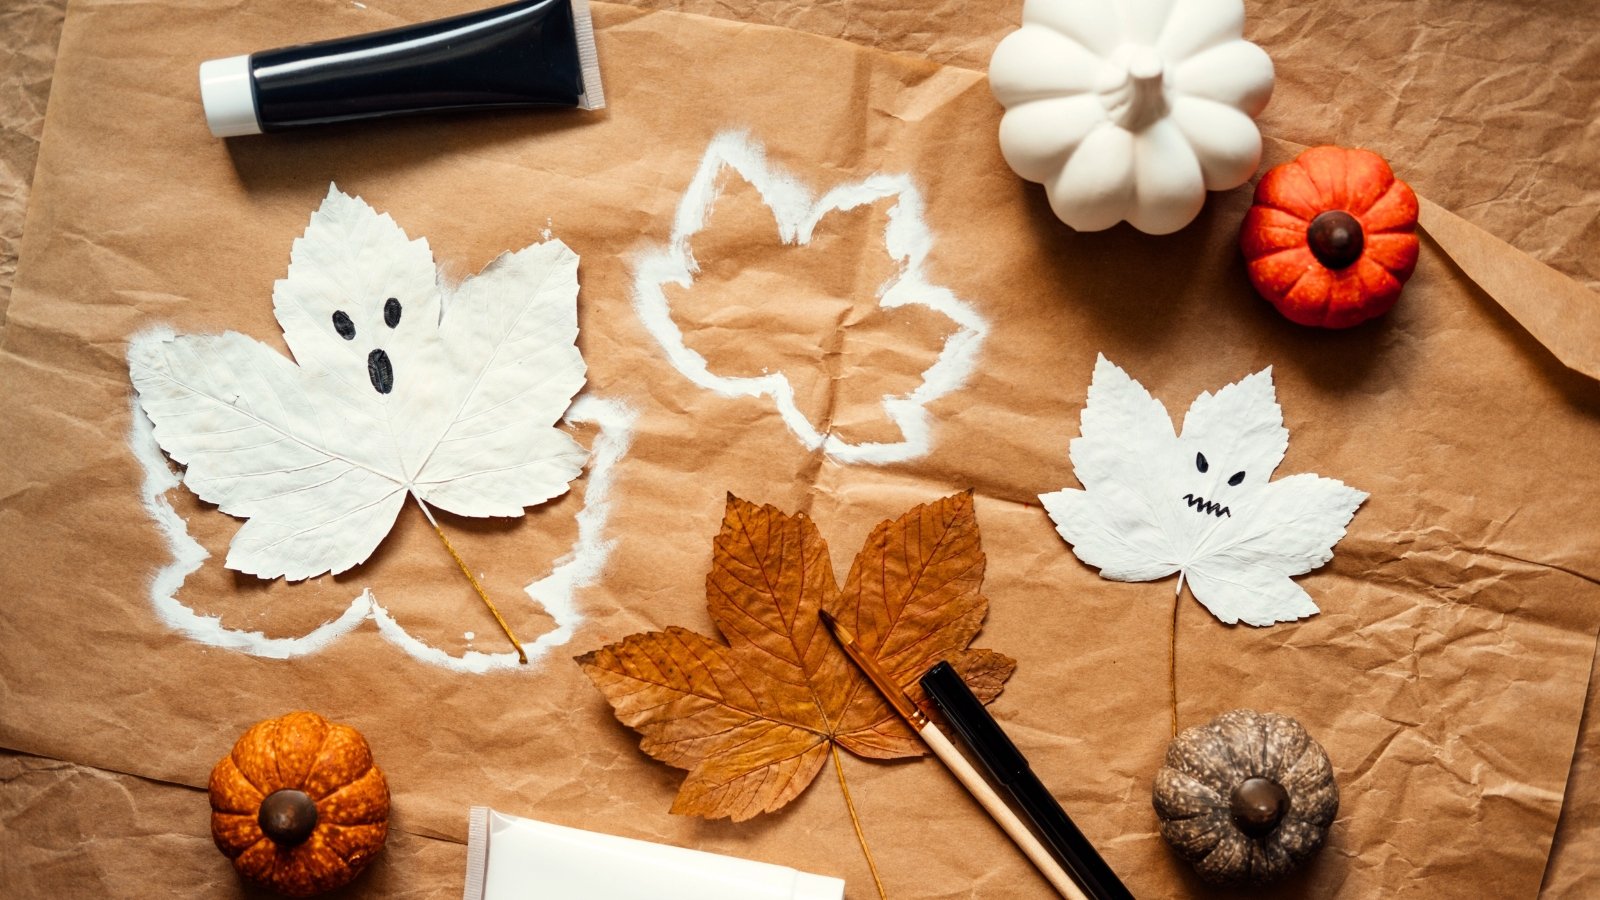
[332,310,356,340]
[1196,452,1209,473]
[384,297,401,328]
[1228,471,1246,486]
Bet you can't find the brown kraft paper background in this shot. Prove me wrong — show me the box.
[3,1,1599,897]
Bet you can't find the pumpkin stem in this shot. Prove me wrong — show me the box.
[416,498,528,664]
[1307,210,1365,269]
[1103,46,1167,132]
[258,789,318,847]
[1231,777,1290,838]
[832,742,889,900]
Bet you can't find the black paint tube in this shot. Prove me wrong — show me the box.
[199,0,603,137]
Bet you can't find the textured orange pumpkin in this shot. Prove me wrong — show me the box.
[1241,146,1419,328]
[209,711,390,897]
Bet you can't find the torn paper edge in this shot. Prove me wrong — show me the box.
[130,369,636,673]
[631,130,989,466]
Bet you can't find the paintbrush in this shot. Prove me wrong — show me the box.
[817,611,1090,900]
[920,661,1133,900]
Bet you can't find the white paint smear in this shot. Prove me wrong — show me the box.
[632,130,989,465]
[131,378,635,673]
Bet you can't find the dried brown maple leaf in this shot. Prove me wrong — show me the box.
[576,491,1016,822]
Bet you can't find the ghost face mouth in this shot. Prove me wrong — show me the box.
[1182,493,1231,518]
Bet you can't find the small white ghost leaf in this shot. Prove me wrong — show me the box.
[129,185,588,582]
[1041,355,1367,626]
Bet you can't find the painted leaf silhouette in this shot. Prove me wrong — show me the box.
[576,492,1015,821]
[128,185,588,580]
[631,130,990,465]
[1040,355,1367,626]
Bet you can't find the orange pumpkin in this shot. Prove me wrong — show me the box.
[209,711,389,897]
[1240,146,1419,328]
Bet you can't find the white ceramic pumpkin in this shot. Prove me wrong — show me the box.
[990,0,1275,235]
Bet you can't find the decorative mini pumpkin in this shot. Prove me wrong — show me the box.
[989,0,1275,234]
[1240,145,1420,328]
[209,711,390,897]
[1153,709,1337,886]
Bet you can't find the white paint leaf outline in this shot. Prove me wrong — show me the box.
[632,131,989,466]
[131,385,636,674]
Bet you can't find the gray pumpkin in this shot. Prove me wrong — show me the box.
[1153,709,1338,886]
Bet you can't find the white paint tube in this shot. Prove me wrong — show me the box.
[463,807,845,900]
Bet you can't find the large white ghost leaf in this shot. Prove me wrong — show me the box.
[129,185,588,581]
[1040,355,1366,626]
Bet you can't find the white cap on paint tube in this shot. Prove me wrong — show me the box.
[198,55,262,138]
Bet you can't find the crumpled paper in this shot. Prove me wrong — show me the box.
[0,0,66,324]
[2,2,1600,899]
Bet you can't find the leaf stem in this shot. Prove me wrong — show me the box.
[1169,584,1180,738]
[832,742,888,900]
[416,498,527,664]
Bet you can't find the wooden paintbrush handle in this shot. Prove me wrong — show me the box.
[919,723,1090,900]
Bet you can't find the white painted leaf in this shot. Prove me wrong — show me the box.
[129,185,588,581]
[1040,355,1367,626]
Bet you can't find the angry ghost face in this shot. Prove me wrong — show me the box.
[1184,451,1244,518]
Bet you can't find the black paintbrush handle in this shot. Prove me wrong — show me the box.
[920,662,1134,900]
